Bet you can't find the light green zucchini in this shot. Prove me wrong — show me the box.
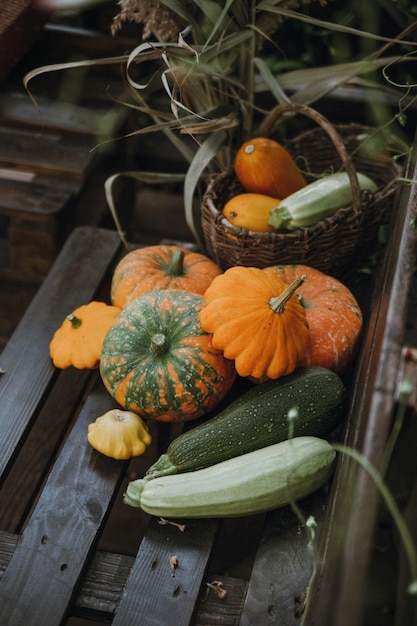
[145,366,346,480]
[124,436,336,518]
[268,172,378,230]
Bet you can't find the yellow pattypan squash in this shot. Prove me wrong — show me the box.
[49,301,121,369]
[87,409,152,460]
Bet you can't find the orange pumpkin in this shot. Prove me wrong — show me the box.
[222,193,281,232]
[199,266,310,380]
[111,244,222,309]
[264,264,363,373]
[234,137,306,199]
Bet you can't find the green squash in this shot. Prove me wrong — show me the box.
[99,289,236,422]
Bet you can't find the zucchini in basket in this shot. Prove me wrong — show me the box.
[145,366,346,480]
[268,172,377,230]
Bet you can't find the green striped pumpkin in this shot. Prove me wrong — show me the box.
[99,289,236,422]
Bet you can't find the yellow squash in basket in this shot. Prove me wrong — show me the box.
[222,192,281,232]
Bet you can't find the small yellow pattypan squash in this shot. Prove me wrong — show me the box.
[49,301,121,369]
[87,409,152,460]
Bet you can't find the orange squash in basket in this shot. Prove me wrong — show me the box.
[234,137,306,199]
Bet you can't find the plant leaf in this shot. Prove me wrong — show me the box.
[23,55,128,110]
[105,171,185,249]
[184,130,227,248]
[254,57,291,104]
[256,4,417,47]
[255,56,412,105]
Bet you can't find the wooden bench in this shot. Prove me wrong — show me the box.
[0,226,325,625]
[0,141,416,623]
[0,23,135,281]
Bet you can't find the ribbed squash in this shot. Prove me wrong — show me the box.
[87,409,152,460]
[111,244,222,309]
[264,264,363,373]
[199,266,310,380]
[100,289,236,422]
[234,137,306,199]
[49,301,121,369]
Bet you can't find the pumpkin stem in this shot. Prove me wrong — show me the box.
[168,249,185,276]
[67,313,82,328]
[269,275,307,313]
[151,333,170,356]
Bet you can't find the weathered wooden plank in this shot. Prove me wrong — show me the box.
[0,125,95,179]
[240,490,327,626]
[0,378,125,626]
[0,89,127,137]
[112,516,220,626]
[0,530,137,620]
[0,530,246,625]
[0,0,47,82]
[0,78,131,155]
[0,173,76,276]
[301,126,417,625]
[0,171,79,217]
[0,226,123,477]
[7,216,63,277]
[74,550,136,619]
[0,530,19,578]
[0,368,94,532]
[194,575,248,626]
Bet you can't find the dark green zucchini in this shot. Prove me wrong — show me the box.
[145,366,347,480]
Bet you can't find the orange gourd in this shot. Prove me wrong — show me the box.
[111,244,222,309]
[264,264,363,373]
[222,193,281,232]
[49,301,121,369]
[234,137,307,199]
[198,266,310,380]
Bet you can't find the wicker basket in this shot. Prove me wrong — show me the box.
[201,103,403,277]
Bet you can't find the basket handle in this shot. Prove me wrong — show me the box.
[261,102,362,213]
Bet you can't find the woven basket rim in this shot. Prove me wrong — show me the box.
[200,112,402,276]
[202,117,402,243]
[200,102,404,276]
[202,172,397,244]
[261,103,366,214]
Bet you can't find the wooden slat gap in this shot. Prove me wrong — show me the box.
[395,346,417,409]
